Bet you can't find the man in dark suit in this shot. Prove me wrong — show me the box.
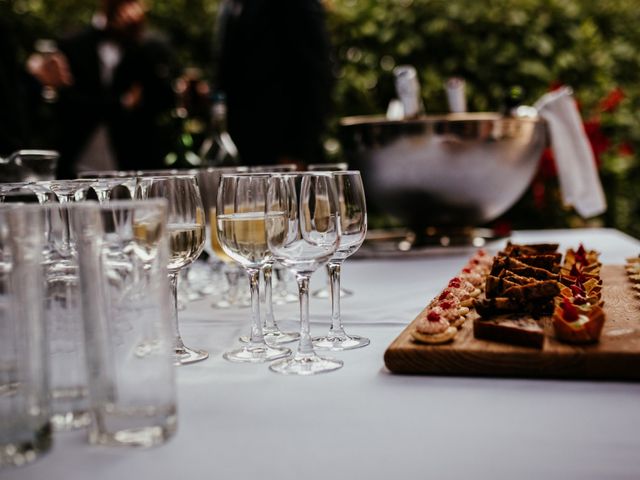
[216,0,333,166]
[55,0,176,178]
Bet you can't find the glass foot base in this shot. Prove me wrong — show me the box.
[269,353,343,375]
[175,346,209,365]
[0,422,52,467]
[223,344,291,363]
[51,410,91,431]
[239,329,300,345]
[312,334,370,351]
[312,287,353,299]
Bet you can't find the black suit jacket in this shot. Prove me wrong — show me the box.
[55,27,176,177]
[217,0,333,165]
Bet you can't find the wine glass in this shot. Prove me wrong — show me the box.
[217,173,291,362]
[0,181,33,202]
[266,172,342,375]
[49,179,96,256]
[238,165,300,345]
[144,175,208,365]
[78,170,138,201]
[197,166,250,307]
[308,163,354,300]
[313,171,369,350]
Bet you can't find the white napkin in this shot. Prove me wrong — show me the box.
[533,86,607,218]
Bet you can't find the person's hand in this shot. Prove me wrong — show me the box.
[27,51,74,89]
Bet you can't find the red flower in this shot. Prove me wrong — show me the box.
[583,119,610,168]
[539,148,557,178]
[599,87,625,113]
[619,142,634,156]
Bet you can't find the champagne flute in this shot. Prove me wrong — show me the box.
[217,173,291,362]
[266,173,342,375]
[144,175,208,365]
[313,171,369,350]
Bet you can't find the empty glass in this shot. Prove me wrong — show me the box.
[43,203,91,430]
[266,173,342,375]
[217,174,291,362]
[0,205,51,467]
[313,171,370,350]
[73,200,177,447]
[144,175,208,365]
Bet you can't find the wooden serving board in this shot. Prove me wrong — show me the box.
[384,265,640,380]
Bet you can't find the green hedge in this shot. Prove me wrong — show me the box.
[4,0,640,236]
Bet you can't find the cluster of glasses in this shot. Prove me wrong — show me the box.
[0,163,368,467]
[0,200,178,468]
[216,169,369,375]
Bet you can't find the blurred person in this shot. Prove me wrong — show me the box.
[0,16,71,157]
[215,0,333,166]
[53,0,177,178]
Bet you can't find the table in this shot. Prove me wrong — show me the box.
[6,229,640,480]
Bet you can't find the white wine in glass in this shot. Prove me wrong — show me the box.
[217,174,291,363]
[144,174,208,365]
[168,223,206,271]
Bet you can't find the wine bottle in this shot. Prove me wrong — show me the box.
[199,92,240,166]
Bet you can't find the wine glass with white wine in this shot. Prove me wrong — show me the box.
[144,175,208,365]
[216,173,291,363]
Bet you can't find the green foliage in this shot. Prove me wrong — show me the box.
[3,0,640,236]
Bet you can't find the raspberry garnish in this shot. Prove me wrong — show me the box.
[440,301,453,310]
[439,290,451,301]
[427,310,441,322]
[448,278,461,288]
[561,298,579,322]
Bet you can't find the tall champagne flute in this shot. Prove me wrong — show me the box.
[145,175,208,365]
[313,171,369,350]
[266,173,342,375]
[217,174,291,362]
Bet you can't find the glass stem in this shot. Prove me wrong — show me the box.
[95,188,111,204]
[168,271,186,351]
[263,263,276,330]
[328,261,346,338]
[35,193,53,245]
[296,274,314,356]
[246,267,265,346]
[56,193,73,252]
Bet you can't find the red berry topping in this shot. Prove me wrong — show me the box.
[448,278,461,288]
[477,249,486,256]
[439,290,451,301]
[462,267,472,273]
[570,284,585,297]
[561,298,579,322]
[570,264,581,277]
[573,294,588,305]
[427,310,441,322]
[440,301,453,310]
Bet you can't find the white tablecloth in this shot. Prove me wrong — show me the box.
[7,229,640,480]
